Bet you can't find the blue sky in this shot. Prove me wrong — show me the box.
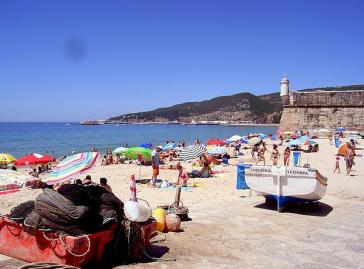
[1,0,363,121]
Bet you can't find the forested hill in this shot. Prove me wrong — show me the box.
[108,84,364,124]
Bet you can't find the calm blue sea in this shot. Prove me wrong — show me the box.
[0,123,277,158]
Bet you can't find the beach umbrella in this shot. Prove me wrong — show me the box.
[0,169,37,195]
[0,153,16,164]
[283,131,295,135]
[43,152,99,185]
[338,144,349,156]
[288,139,301,146]
[302,140,317,146]
[179,145,206,161]
[240,136,249,144]
[207,139,226,146]
[207,146,227,155]
[139,143,152,149]
[15,153,54,166]
[248,137,262,145]
[124,147,152,161]
[259,133,267,139]
[162,143,176,151]
[113,146,128,154]
[318,128,330,133]
[226,135,242,143]
[336,127,346,132]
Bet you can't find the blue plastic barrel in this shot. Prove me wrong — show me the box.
[292,151,301,167]
[236,163,252,189]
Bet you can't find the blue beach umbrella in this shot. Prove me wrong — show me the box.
[139,143,152,149]
[240,136,249,144]
[336,127,346,132]
[162,143,176,151]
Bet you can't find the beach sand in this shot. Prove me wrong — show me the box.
[1,139,364,268]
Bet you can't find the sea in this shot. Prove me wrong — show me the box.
[0,122,277,158]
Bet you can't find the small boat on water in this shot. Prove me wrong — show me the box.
[244,165,328,212]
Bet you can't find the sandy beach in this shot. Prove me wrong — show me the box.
[1,139,364,268]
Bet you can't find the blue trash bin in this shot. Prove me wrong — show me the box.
[292,151,301,167]
[236,163,252,189]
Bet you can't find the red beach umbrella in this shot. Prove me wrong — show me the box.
[207,139,226,146]
[15,153,54,166]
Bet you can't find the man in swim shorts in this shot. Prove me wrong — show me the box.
[151,147,161,187]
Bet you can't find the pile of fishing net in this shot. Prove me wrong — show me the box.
[10,184,124,236]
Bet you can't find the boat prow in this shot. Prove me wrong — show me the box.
[244,165,328,212]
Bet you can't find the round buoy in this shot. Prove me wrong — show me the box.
[152,208,167,232]
[165,214,181,232]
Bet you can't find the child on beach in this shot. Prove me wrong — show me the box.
[176,162,189,186]
[333,156,341,174]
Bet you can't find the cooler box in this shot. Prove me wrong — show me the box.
[236,163,251,189]
[0,216,156,267]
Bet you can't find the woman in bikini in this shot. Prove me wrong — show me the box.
[271,144,279,165]
[283,147,291,166]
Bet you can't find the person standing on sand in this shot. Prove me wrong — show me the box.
[151,147,161,187]
[345,143,355,176]
[255,142,266,165]
[283,147,291,166]
[333,156,341,174]
[270,144,279,165]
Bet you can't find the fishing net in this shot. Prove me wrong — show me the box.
[10,200,35,222]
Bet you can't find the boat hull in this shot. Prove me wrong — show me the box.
[245,165,328,212]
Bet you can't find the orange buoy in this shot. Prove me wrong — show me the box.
[165,214,181,232]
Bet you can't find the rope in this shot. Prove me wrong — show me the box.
[18,262,79,269]
[59,233,91,258]
[126,221,176,262]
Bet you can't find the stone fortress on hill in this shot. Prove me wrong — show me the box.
[278,76,364,131]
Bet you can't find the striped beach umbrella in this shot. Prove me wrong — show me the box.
[179,145,206,161]
[0,169,37,195]
[43,152,99,185]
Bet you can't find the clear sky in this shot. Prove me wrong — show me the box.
[1,0,363,122]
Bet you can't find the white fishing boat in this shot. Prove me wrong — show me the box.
[244,165,328,212]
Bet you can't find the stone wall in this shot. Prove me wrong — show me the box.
[289,91,364,107]
[279,106,364,131]
[279,90,364,130]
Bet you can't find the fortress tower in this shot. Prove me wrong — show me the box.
[280,75,290,106]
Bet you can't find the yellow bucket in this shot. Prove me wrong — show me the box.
[152,208,167,232]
